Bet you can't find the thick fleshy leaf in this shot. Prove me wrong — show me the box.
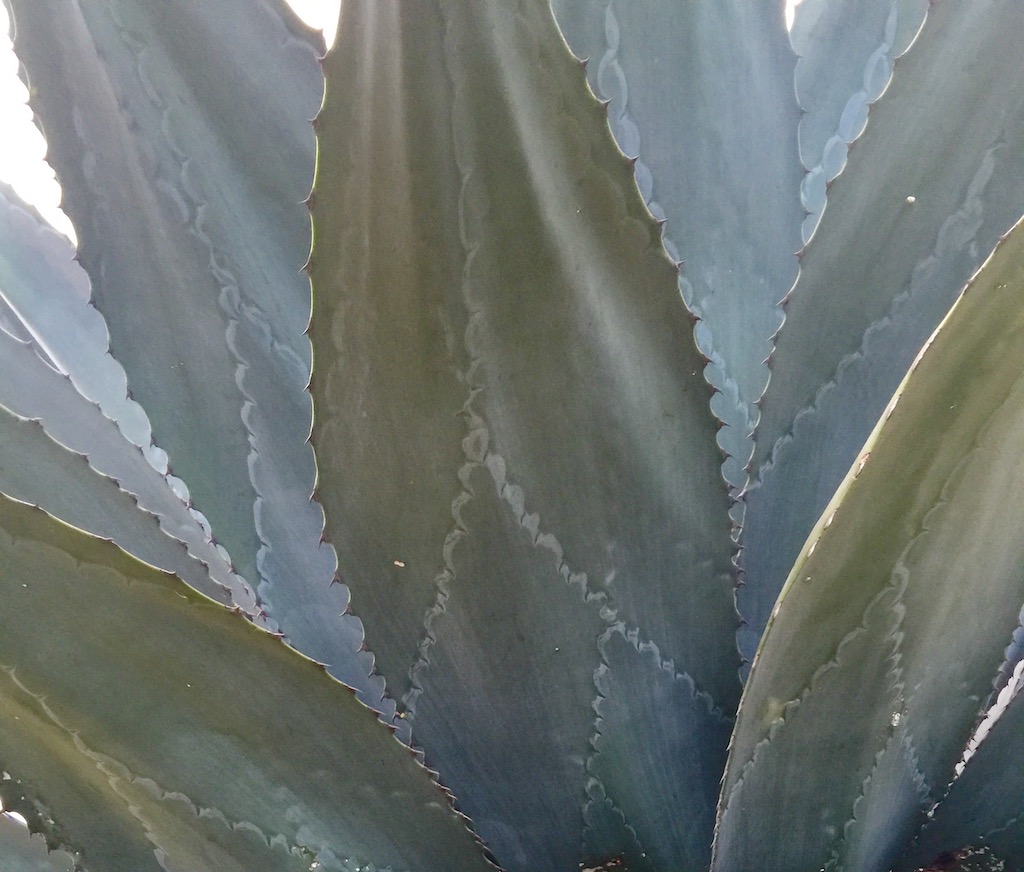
[0,183,158,462]
[828,725,929,872]
[4,0,376,703]
[0,328,257,613]
[0,182,256,611]
[905,682,1024,870]
[550,0,802,492]
[0,817,75,872]
[309,1,739,867]
[715,217,1024,871]
[0,492,493,872]
[582,626,733,871]
[790,0,928,241]
[0,405,236,609]
[741,0,1024,661]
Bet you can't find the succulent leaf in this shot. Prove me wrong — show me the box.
[0,816,75,872]
[826,725,930,872]
[907,681,1024,871]
[790,0,929,241]
[741,0,1024,661]
[0,493,494,871]
[0,183,260,612]
[717,215,1024,871]
[3,0,1024,868]
[4,0,384,708]
[0,183,158,465]
[0,328,258,613]
[584,626,733,871]
[550,0,803,493]
[0,404,239,609]
[309,0,739,867]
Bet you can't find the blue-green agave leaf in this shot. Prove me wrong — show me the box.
[0,183,157,466]
[905,680,1024,870]
[3,0,379,705]
[582,626,733,871]
[741,0,1024,662]
[0,493,494,872]
[790,0,928,241]
[6,0,261,589]
[0,328,257,613]
[716,216,1024,871]
[0,816,75,872]
[309,1,739,867]
[0,182,253,608]
[0,405,238,609]
[550,0,803,492]
[825,724,930,872]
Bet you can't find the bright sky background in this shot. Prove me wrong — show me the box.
[0,1,797,243]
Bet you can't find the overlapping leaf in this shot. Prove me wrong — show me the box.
[716,217,1024,871]
[0,183,157,462]
[5,0,386,707]
[790,0,928,242]
[906,680,1024,870]
[550,0,802,493]
[0,493,494,871]
[741,0,1024,660]
[0,182,256,610]
[309,1,739,868]
[0,329,258,612]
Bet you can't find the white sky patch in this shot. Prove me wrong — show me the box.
[287,0,340,47]
[0,4,75,241]
[786,0,803,31]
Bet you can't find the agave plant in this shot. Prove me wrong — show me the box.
[1,0,1024,869]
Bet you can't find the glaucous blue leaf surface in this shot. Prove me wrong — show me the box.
[790,0,928,242]
[550,0,803,494]
[717,217,1024,872]
[5,0,383,709]
[741,0,1024,663]
[309,2,739,868]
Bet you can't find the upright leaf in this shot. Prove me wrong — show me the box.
[741,0,1024,660]
[550,0,803,492]
[790,0,928,241]
[6,0,379,705]
[310,1,739,868]
[715,218,1024,872]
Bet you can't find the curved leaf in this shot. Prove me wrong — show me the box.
[0,492,493,872]
[716,217,1024,871]
[309,1,739,867]
[550,0,803,491]
[905,682,1024,870]
[741,0,1024,661]
[0,405,237,609]
[790,0,928,241]
[0,328,257,613]
[0,182,156,464]
[0,817,75,872]
[3,0,377,704]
